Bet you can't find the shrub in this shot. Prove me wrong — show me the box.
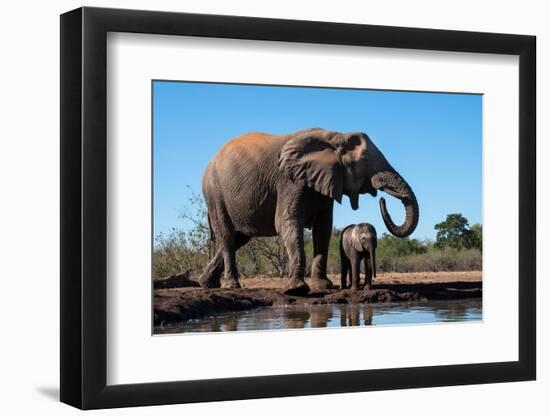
[152,228,209,279]
[377,247,481,273]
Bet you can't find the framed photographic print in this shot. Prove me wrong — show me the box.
[60,6,536,410]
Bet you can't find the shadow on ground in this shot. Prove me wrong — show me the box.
[36,386,59,401]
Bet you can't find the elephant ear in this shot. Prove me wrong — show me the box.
[351,227,364,252]
[279,129,344,203]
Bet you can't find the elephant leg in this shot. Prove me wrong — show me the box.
[220,233,251,289]
[280,222,309,295]
[220,239,239,289]
[340,257,349,290]
[364,257,372,290]
[275,188,309,296]
[350,255,361,291]
[198,200,226,288]
[199,196,244,289]
[310,204,334,290]
[198,233,250,289]
[198,248,224,288]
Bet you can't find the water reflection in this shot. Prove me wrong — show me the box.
[338,304,373,327]
[310,306,333,328]
[155,299,482,334]
[283,309,310,329]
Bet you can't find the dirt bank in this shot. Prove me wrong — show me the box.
[239,271,482,289]
[154,272,482,326]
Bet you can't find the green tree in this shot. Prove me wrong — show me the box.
[470,223,482,251]
[435,213,476,249]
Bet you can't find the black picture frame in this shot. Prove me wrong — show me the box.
[60,6,536,410]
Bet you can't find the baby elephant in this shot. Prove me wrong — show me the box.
[340,223,377,290]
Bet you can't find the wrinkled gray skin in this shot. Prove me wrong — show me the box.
[340,223,377,290]
[199,128,419,295]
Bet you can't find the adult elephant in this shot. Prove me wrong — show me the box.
[198,128,419,295]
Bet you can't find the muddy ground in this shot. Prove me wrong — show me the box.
[154,271,482,326]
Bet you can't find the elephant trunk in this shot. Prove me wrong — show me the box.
[371,171,419,238]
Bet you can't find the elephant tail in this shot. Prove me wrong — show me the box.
[207,214,215,244]
[202,214,216,259]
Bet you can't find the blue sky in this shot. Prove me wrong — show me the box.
[153,81,482,241]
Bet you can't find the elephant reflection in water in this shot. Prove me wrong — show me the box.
[282,306,334,328]
[206,317,239,332]
[221,321,238,332]
[339,304,360,326]
[339,304,374,327]
[432,299,480,321]
[363,305,373,326]
[310,306,333,328]
[283,309,310,329]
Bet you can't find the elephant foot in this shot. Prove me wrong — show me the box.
[309,277,334,291]
[283,279,310,296]
[221,278,241,289]
[198,273,221,289]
